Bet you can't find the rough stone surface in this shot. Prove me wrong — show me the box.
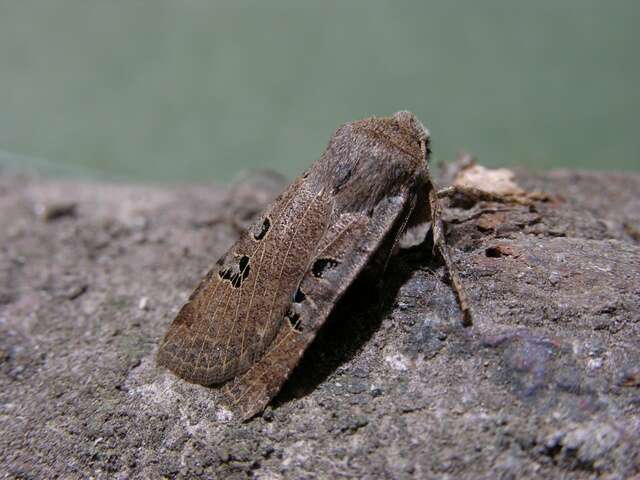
[1,168,639,479]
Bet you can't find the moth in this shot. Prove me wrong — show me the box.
[157,111,471,420]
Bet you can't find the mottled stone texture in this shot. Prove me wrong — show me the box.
[0,168,638,479]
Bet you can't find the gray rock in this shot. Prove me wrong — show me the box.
[0,169,639,479]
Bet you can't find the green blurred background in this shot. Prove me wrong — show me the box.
[1,1,638,183]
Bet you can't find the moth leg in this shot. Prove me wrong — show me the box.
[222,323,308,421]
[428,187,473,327]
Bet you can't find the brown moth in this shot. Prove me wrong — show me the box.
[157,111,471,420]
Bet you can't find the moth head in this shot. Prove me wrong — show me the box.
[392,111,429,143]
[392,110,431,161]
[314,111,432,213]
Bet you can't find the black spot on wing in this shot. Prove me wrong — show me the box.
[312,258,340,278]
[333,166,352,193]
[219,268,233,281]
[218,255,251,288]
[293,288,306,303]
[239,255,250,272]
[253,217,271,241]
[286,310,303,333]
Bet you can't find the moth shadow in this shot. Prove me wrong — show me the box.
[273,239,438,409]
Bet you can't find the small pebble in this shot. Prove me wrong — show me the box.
[370,387,383,397]
[346,382,367,395]
[34,201,77,221]
[262,408,274,422]
[586,358,603,370]
[138,297,150,311]
[66,284,88,301]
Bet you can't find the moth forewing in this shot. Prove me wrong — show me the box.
[157,179,332,385]
[157,110,472,420]
[223,191,416,420]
